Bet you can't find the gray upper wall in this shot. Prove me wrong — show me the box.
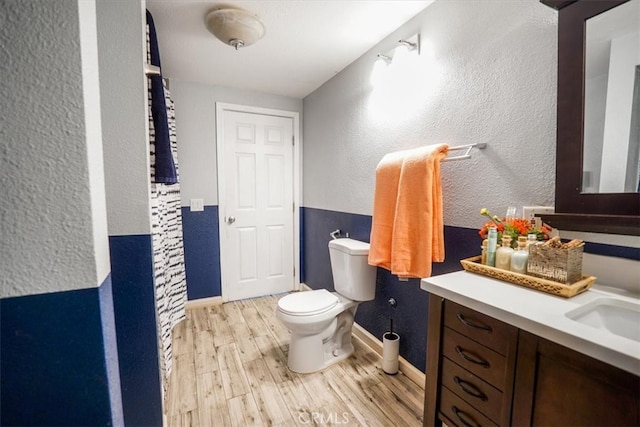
[1,0,110,297]
[170,80,303,206]
[303,0,557,229]
[97,0,151,237]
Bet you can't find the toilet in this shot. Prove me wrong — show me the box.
[276,238,377,373]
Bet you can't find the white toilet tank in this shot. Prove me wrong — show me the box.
[328,238,377,301]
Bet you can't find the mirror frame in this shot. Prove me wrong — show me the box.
[541,0,640,235]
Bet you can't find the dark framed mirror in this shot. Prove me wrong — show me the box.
[541,0,640,235]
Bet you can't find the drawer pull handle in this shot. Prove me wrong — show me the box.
[454,376,488,401]
[455,346,490,368]
[456,313,492,333]
[451,405,480,427]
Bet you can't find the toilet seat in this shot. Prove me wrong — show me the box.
[277,289,339,316]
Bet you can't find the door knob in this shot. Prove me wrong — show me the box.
[227,216,236,224]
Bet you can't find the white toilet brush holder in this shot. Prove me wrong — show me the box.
[382,331,400,375]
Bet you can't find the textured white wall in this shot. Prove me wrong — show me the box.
[170,80,303,206]
[96,0,151,236]
[79,0,110,289]
[0,0,109,297]
[303,0,557,229]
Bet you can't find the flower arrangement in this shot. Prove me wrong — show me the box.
[479,208,551,248]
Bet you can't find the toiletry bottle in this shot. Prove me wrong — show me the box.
[510,236,529,274]
[486,227,498,267]
[481,239,488,265]
[495,235,514,270]
[527,233,538,247]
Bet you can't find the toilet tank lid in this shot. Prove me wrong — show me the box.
[328,238,370,255]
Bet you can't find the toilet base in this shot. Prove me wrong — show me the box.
[286,309,356,374]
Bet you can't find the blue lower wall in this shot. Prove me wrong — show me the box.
[179,204,638,371]
[583,241,640,261]
[181,206,221,299]
[1,277,119,426]
[109,234,162,427]
[301,207,478,372]
[118,202,637,380]
[300,207,372,284]
[99,274,124,426]
[301,206,640,372]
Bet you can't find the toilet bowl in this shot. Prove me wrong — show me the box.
[276,238,376,373]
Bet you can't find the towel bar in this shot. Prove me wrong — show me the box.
[443,142,487,162]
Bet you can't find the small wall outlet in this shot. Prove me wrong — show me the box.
[190,198,204,212]
[522,206,554,228]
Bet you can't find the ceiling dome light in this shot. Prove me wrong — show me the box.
[205,8,265,50]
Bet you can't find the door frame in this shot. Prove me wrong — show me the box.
[215,102,301,302]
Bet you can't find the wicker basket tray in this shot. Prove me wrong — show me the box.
[460,256,595,298]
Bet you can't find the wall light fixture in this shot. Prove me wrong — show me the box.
[370,34,420,87]
[392,38,419,68]
[370,54,392,86]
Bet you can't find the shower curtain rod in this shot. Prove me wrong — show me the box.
[443,142,487,162]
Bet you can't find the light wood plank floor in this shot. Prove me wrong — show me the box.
[164,294,424,426]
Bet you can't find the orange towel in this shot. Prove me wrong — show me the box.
[367,150,407,272]
[368,144,449,278]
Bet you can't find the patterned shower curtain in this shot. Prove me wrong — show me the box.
[147,12,187,394]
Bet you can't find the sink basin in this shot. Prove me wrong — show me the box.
[565,298,640,342]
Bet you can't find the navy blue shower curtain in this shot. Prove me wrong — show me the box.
[146,10,177,184]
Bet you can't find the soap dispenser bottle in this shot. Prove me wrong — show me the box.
[486,227,498,267]
[495,235,514,270]
[481,239,489,265]
[510,236,529,274]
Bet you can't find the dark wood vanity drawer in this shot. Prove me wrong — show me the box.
[441,357,503,423]
[444,300,516,356]
[442,327,507,389]
[439,386,498,427]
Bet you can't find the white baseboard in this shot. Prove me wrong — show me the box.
[299,284,425,389]
[185,296,223,309]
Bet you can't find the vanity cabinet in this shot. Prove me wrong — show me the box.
[512,331,640,426]
[424,295,640,427]
[425,298,519,426]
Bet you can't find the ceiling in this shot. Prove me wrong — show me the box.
[145,0,433,98]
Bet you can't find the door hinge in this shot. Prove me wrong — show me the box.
[292,136,295,146]
[292,202,295,212]
[293,267,296,277]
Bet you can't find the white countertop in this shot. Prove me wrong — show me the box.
[421,271,640,376]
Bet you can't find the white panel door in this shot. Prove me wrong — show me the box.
[220,110,295,301]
